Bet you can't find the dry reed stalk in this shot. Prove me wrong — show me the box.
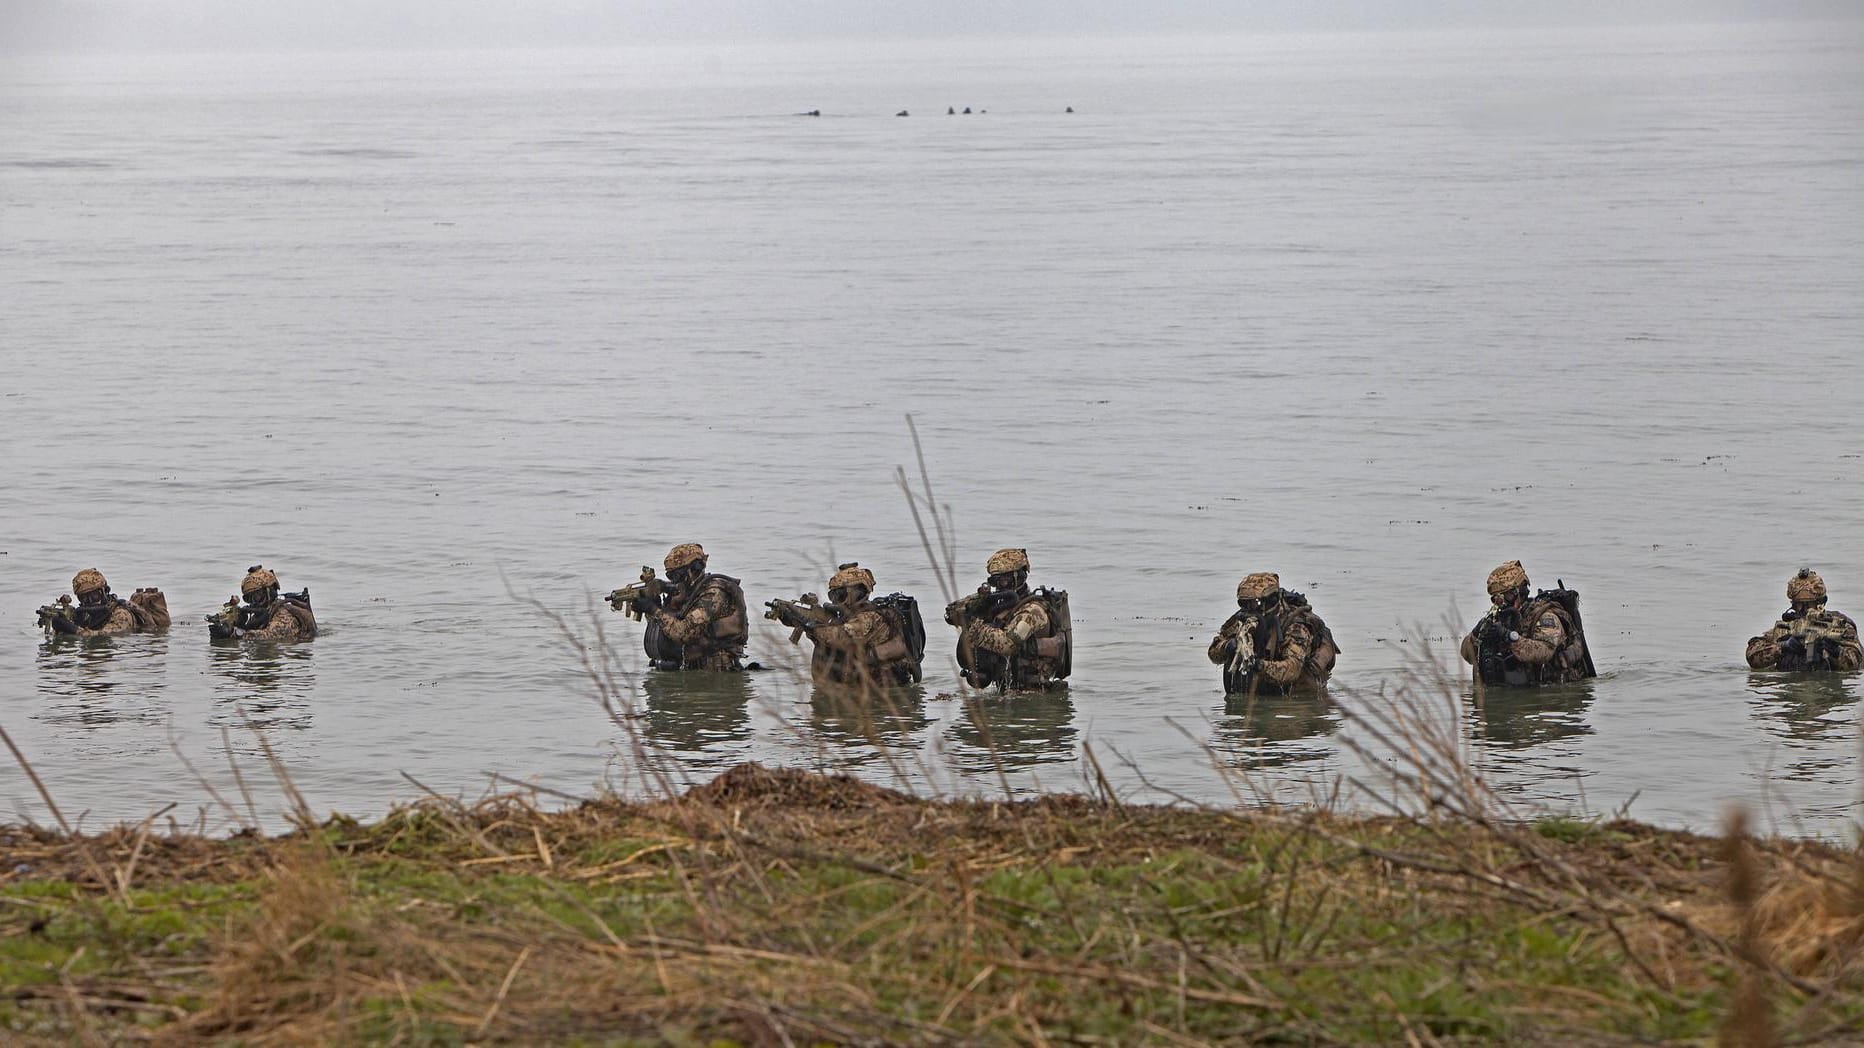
[1721,806,1776,1048]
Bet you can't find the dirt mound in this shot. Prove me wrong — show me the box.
[682,763,915,810]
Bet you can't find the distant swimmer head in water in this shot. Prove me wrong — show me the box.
[1065,106,1074,113]
[803,109,820,117]
[963,107,972,114]
[947,106,955,115]
[896,109,909,117]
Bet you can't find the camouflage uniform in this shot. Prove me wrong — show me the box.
[1207,572,1338,694]
[1459,560,1591,686]
[948,548,1069,691]
[211,565,317,642]
[43,569,169,637]
[804,564,919,687]
[649,543,748,672]
[1746,570,1864,672]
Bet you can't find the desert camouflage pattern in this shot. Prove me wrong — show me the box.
[1460,596,1588,685]
[961,594,1064,690]
[1486,559,1529,596]
[808,599,916,687]
[72,568,109,596]
[241,566,280,595]
[664,543,707,572]
[986,548,1030,574]
[1745,607,1863,672]
[653,573,748,671]
[1236,572,1280,600]
[52,583,169,637]
[1207,602,1338,693]
[1787,569,1827,603]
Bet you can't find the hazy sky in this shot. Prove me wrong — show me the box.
[3,0,1859,54]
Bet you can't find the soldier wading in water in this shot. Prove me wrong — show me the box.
[1207,572,1338,695]
[944,548,1071,692]
[207,565,316,642]
[768,562,926,687]
[37,568,170,637]
[612,543,749,671]
[1460,560,1595,687]
[1745,569,1863,672]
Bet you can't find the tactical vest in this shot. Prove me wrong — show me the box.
[1474,592,1592,687]
[814,594,926,686]
[959,587,1071,690]
[646,574,748,669]
[1221,597,1338,696]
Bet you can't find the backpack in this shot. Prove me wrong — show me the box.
[872,592,927,666]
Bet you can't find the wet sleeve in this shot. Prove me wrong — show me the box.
[80,605,138,637]
[1460,628,1479,666]
[1511,609,1567,665]
[1208,614,1243,664]
[656,587,724,644]
[1259,621,1314,685]
[812,608,887,653]
[1745,626,1785,669]
[970,602,1051,657]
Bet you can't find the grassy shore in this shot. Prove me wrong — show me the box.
[2,763,1862,1045]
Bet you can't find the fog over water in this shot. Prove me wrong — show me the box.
[3,21,1862,835]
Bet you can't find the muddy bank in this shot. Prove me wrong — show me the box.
[3,763,1862,1044]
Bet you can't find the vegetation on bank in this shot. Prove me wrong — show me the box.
[3,761,1863,1045]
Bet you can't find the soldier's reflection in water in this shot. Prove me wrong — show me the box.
[1745,672,1858,747]
[945,689,1078,774]
[208,641,315,732]
[36,633,170,727]
[808,684,931,761]
[1212,692,1339,770]
[638,671,755,753]
[1467,679,1596,750]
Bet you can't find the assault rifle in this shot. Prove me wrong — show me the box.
[1476,605,1523,683]
[206,595,244,639]
[1778,609,1842,669]
[36,595,77,635]
[765,593,838,643]
[607,567,670,621]
[943,585,1017,628]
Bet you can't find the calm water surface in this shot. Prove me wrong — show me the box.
[3,24,1862,835]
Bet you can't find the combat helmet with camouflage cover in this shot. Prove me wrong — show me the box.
[241,565,279,596]
[829,562,876,592]
[1236,572,1280,600]
[986,548,1029,575]
[664,543,707,572]
[1486,560,1529,597]
[72,568,109,597]
[1788,568,1827,604]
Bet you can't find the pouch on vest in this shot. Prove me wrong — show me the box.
[128,590,171,631]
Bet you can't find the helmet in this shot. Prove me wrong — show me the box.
[1787,569,1827,603]
[72,568,108,596]
[1236,572,1280,600]
[1486,560,1528,597]
[829,562,876,591]
[241,565,279,595]
[664,543,706,572]
[986,548,1029,574]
